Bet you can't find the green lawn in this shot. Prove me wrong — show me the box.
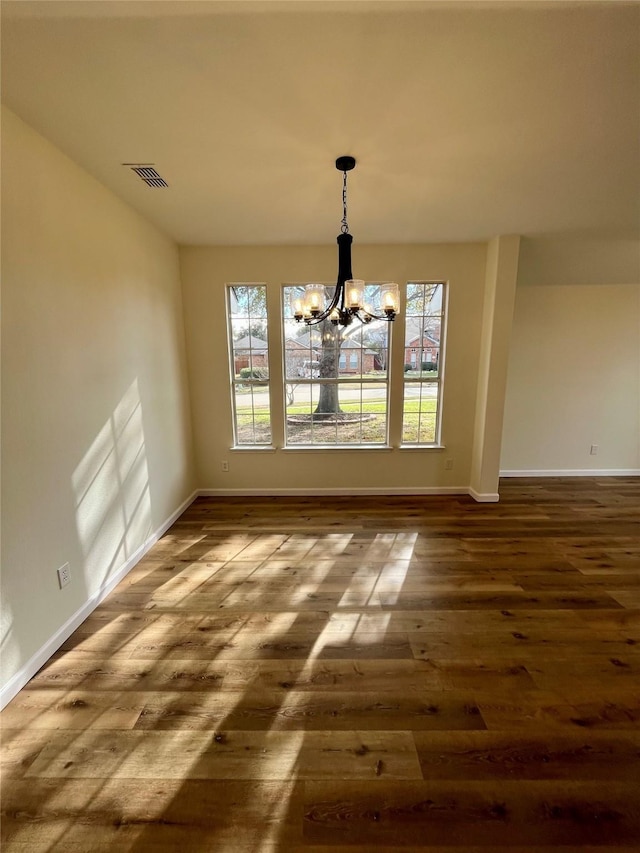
[236,399,437,416]
[236,397,437,444]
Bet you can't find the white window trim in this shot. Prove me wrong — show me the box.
[226,283,273,448]
[399,281,448,448]
[224,281,448,451]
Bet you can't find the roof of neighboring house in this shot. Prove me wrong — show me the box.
[285,336,315,351]
[287,331,322,350]
[406,332,440,348]
[234,335,268,350]
[287,332,377,354]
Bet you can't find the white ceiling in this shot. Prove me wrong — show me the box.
[2,1,639,246]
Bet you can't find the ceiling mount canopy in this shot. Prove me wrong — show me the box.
[292,156,399,328]
[335,155,356,173]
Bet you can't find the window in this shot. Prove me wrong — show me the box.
[403,282,445,445]
[226,285,271,445]
[283,284,390,446]
[225,280,447,450]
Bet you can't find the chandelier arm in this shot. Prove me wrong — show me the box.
[320,288,342,322]
[358,309,395,322]
[303,286,342,325]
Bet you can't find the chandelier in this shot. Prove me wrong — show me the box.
[293,156,399,327]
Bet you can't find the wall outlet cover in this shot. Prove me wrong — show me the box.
[57,563,71,588]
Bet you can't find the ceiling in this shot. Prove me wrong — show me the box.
[2,1,639,246]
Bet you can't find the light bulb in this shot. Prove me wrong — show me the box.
[346,279,364,310]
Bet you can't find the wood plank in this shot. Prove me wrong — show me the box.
[0,689,144,730]
[477,691,640,731]
[0,730,51,779]
[133,689,487,732]
[25,730,422,781]
[383,608,588,632]
[409,629,635,660]
[412,730,640,780]
[223,658,458,693]
[296,848,640,853]
[303,781,640,847]
[609,591,640,609]
[574,608,640,630]
[375,590,624,610]
[295,848,640,853]
[1,779,303,852]
[61,631,415,661]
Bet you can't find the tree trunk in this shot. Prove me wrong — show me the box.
[314,319,343,417]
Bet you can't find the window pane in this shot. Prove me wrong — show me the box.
[402,383,437,444]
[234,386,272,445]
[228,284,271,445]
[284,327,320,380]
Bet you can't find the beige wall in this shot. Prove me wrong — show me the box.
[501,283,640,473]
[180,242,499,493]
[1,107,196,691]
[517,237,640,288]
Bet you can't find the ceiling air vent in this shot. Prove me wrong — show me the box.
[123,164,169,187]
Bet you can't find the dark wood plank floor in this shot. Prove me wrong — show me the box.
[2,477,639,852]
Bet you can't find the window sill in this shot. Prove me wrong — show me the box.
[398,444,446,450]
[282,445,393,452]
[231,445,277,452]
[230,444,446,452]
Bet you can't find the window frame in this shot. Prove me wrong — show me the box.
[223,280,448,452]
[281,282,393,449]
[226,283,273,448]
[401,281,447,448]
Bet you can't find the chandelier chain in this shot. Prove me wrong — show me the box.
[340,170,349,234]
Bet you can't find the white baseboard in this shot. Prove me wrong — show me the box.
[199,486,500,502]
[198,486,503,503]
[500,469,640,477]
[0,490,198,711]
[198,486,469,497]
[468,488,500,503]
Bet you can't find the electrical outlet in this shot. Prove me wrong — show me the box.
[57,563,71,589]
[445,458,454,470]
[590,444,599,456]
[221,460,229,472]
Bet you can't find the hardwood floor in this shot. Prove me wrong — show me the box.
[2,477,639,852]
